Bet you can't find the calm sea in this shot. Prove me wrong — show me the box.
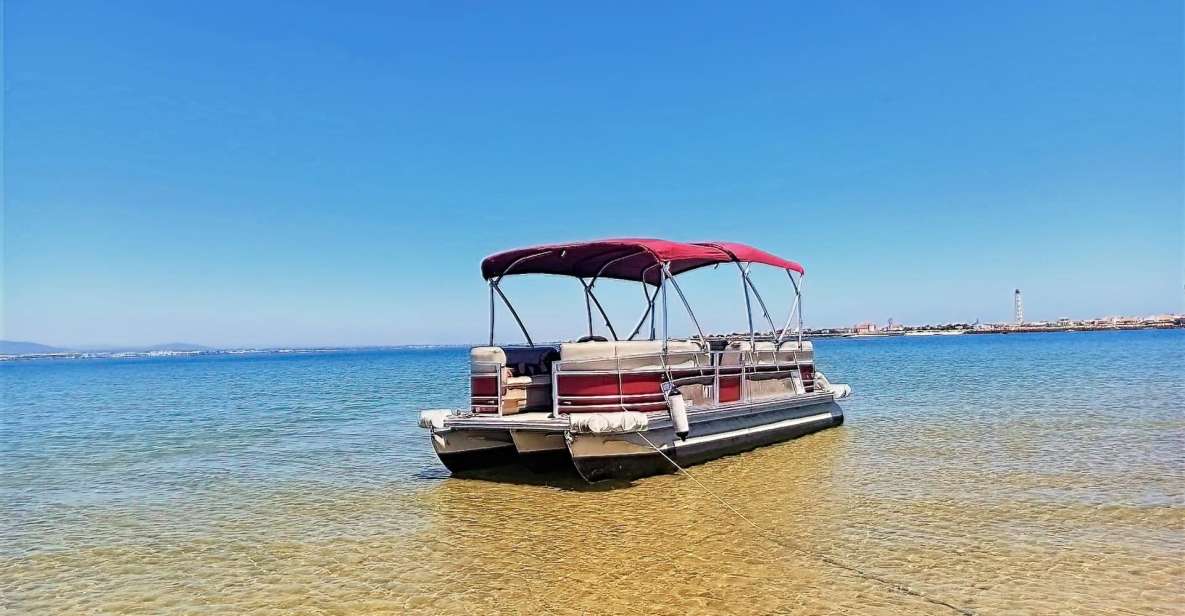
[2,330,1182,614]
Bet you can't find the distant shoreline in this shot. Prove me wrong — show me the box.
[2,326,1180,362]
[0,345,471,362]
[804,322,1183,339]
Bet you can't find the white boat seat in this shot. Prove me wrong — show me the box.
[559,339,709,371]
[721,340,813,366]
[470,346,506,373]
[471,346,562,378]
[731,340,813,352]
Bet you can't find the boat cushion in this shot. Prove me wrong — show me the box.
[722,340,813,366]
[469,346,506,374]
[559,339,707,370]
[504,376,533,387]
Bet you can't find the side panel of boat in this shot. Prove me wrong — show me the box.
[431,429,518,473]
[567,398,843,482]
[510,430,572,472]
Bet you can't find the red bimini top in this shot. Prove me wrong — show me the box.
[481,238,804,284]
[481,238,728,284]
[694,241,805,276]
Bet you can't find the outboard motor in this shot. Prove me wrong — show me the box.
[666,386,690,440]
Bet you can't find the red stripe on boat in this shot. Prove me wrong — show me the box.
[719,376,742,403]
[557,373,663,396]
[471,376,498,397]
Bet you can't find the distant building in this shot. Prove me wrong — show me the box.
[854,321,878,335]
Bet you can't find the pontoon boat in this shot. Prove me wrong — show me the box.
[418,238,851,482]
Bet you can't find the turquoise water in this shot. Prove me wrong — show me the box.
[2,330,1183,614]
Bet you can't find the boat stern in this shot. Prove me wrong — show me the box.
[420,409,517,472]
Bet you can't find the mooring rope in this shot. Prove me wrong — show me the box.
[636,433,976,616]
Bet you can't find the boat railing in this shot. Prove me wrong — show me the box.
[550,345,814,416]
[469,360,504,414]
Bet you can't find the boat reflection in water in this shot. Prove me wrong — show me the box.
[419,238,852,482]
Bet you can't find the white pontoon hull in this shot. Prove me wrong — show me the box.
[426,392,844,482]
[430,427,518,473]
[567,392,842,482]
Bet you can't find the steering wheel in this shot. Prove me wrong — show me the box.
[576,335,608,343]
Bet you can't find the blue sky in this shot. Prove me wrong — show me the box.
[4,1,1182,347]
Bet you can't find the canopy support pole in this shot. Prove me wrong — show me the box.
[486,249,552,347]
[581,249,650,342]
[627,280,657,341]
[582,278,594,337]
[650,296,657,341]
[492,280,534,347]
[625,264,663,341]
[776,270,802,346]
[664,264,707,346]
[797,275,805,347]
[580,278,619,341]
[488,282,496,346]
[736,262,756,350]
[661,269,668,354]
[648,269,659,341]
[743,272,779,337]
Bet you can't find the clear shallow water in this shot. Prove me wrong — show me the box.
[2,330,1182,614]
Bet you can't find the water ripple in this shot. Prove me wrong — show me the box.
[2,332,1182,614]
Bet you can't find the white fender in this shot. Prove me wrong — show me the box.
[418,409,454,430]
[667,388,690,440]
[569,412,649,434]
[815,372,853,401]
[830,384,852,400]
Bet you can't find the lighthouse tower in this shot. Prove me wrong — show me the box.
[1014,289,1024,325]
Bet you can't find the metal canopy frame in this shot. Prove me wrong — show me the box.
[626,264,662,341]
[579,278,619,340]
[486,250,805,350]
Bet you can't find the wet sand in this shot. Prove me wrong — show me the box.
[8,424,1183,614]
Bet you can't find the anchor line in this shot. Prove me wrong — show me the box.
[635,433,976,616]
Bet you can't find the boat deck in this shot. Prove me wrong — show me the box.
[441,390,839,433]
[444,411,569,432]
